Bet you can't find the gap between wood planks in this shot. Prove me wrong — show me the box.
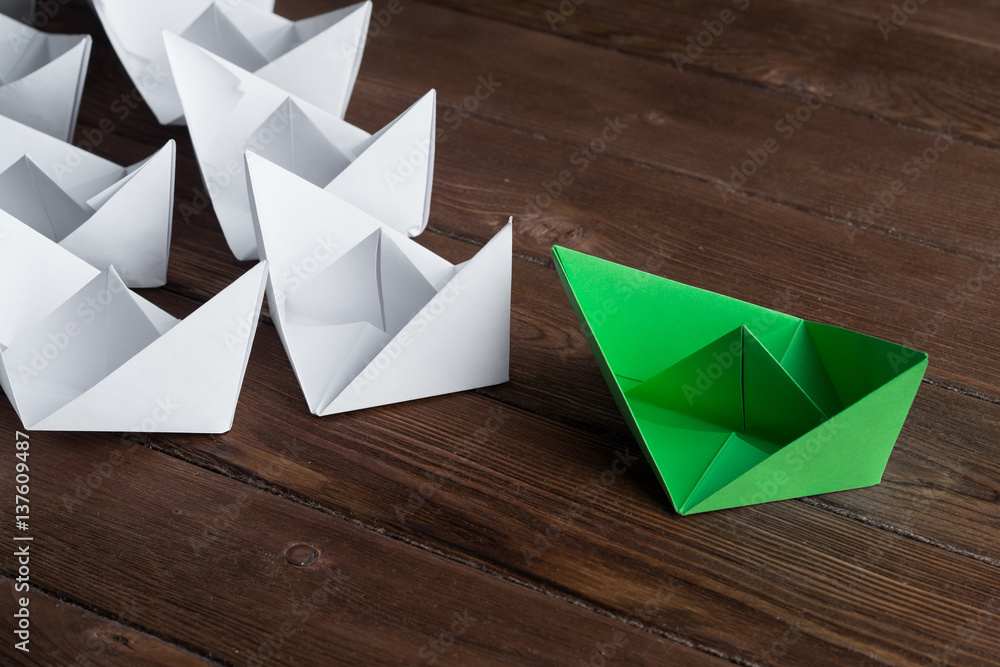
[351,69,1000,266]
[422,0,1000,157]
[785,0,1000,55]
[0,574,227,666]
[121,429,756,667]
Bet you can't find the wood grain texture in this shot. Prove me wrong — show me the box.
[143,317,1000,665]
[0,1,998,666]
[420,0,1000,150]
[0,578,215,666]
[805,0,1000,52]
[0,413,716,667]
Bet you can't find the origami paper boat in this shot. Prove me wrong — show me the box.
[246,152,511,415]
[91,0,371,125]
[0,13,91,141]
[0,114,175,288]
[0,1,33,22]
[552,247,928,515]
[0,210,267,433]
[165,31,435,261]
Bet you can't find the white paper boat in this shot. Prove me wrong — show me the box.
[0,209,267,433]
[246,152,511,415]
[0,113,175,287]
[91,0,371,125]
[165,30,436,261]
[0,13,91,141]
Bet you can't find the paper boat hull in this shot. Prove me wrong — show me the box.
[552,245,928,515]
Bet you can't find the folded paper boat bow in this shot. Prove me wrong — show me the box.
[0,114,175,287]
[247,152,511,415]
[165,30,435,260]
[0,210,267,433]
[0,13,90,141]
[553,246,928,514]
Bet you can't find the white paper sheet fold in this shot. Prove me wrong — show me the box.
[0,114,175,287]
[0,210,267,433]
[246,152,511,416]
[0,13,90,141]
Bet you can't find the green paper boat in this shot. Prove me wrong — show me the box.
[552,246,928,515]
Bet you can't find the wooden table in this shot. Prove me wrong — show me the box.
[3,1,999,665]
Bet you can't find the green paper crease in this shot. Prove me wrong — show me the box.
[552,246,928,515]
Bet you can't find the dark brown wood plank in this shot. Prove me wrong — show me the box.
[179,368,1000,664]
[417,0,1000,152]
[0,412,720,667]
[809,0,1000,51]
[0,578,215,666]
[423,118,1000,399]
[353,0,999,262]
